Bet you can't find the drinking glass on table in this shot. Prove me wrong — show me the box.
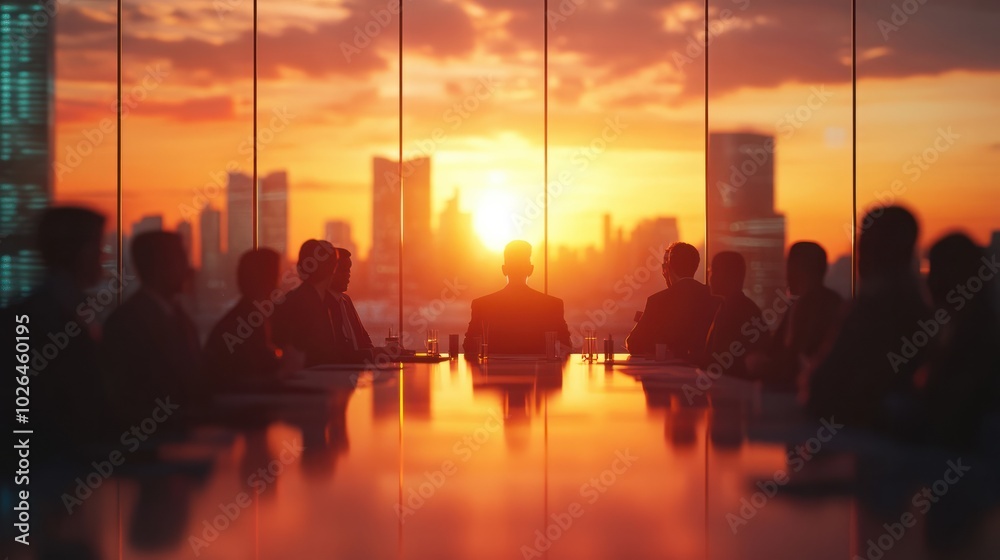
[425,329,439,356]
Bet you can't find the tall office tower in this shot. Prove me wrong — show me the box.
[226,171,253,263]
[371,156,432,294]
[260,170,288,257]
[435,190,475,281]
[707,132,787,309]
[324,219,357,257]
[629,217,680,270]
[0,1,54,306]
[177,219,193,262]
[200,206,223,287]
[131,214,163,237]
[122,215,163,278]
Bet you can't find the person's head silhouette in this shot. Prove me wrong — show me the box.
[709,251,746,298]
[786,241,828,296]
[37,206,106,290]
[859,205,918,279]
[502,240,534,286]
[131,231,190,299]
[237,248,281,301]
[330,247,353,293]
[927,233,984,308]
[662,242,699,287]
[296,239,337,289]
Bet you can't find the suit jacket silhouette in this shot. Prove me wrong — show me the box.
[763,285,842,389]
[704,291,765,377]
[808,274,932,429]
[101,289,202,422]
[626,277,721,362]
[327,292,375,363]
[202,296,282,392]
[463,284,571,355]
[7,272,115,457]
[273,283,338,366]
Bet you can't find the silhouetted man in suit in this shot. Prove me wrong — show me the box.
[807,206,933,429]
[626,242,720,362]
[750,242,843,390]
[203,248,302,392]
[464,240,571,355]
[923,233,1000,449]
[273,239,339,366]
[705,251,763,377]
[326,247,378,363]
[10,207,115,456]
[101,231,201,423]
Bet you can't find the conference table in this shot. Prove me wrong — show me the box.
[50,355,1000,560]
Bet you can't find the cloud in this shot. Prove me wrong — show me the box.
[57,0,477,86]
[57,95,240,124]
[55,0,1000,113]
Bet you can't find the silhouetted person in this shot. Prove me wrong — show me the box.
[807,206,933,429]
[326,247,377,363]
[9,207,114,455]
[203,248,300,392]
[704,251,764,377]
[272,239,340,366]
[922,233,1000,450]
[102,231,201,422]
[626,242,720,361]
[463,240,571,355]
[750,242,843,390]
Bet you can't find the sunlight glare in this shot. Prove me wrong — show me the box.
[474,189,517,252]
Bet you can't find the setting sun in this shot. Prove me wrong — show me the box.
[474,189,518,252]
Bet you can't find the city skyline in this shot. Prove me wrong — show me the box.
[50,1,1000,270]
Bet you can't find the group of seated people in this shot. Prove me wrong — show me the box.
[8,204,999,456]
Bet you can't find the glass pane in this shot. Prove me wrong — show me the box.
[857,0,1000,265]
[548,0,707,352]
[706,0,854,310]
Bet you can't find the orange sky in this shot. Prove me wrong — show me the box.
[53,0,1000,264]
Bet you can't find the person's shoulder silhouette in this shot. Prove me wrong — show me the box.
[464,240,570,355]
[102,230,201,422]
[626,241,720,361]
[807,205,932,429]
[924,232,1000,449]
[11,206,114,453]
[272,239,339,366]
[203,248,285,392]
[705,251,763,375]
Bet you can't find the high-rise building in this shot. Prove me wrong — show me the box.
[260,170,288,257]
[177,219,193,261]
[200,205,223,288]
[226,171,253,262]
[371,156,432,293]
[436,190,476,281]
[0,1,54,306]
[131,214,163,237]
[629,217,680,269]
[707,132,786,309]
[324,219,357,257]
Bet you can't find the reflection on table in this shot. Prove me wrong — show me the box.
[18,355,1000,560]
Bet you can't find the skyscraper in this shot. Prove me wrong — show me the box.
[324,219,357,257]
[371,156,432,293]
[226,171,253,261]
[200,205,223,289]
[177,219,193,261]
[131,214,163,237]
[260,170,288,257]
[0,1,54,306]
[707,132,787,309]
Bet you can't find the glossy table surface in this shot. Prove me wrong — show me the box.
[25,355,1000,560]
